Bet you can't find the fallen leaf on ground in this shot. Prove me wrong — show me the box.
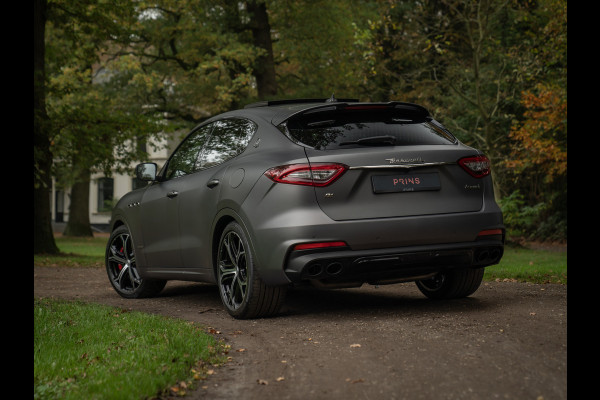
[346,378,364,384]
[257,379,268,385]
[276,377,285,382]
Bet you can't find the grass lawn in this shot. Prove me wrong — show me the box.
[34,234,229,399]
[34,235,108,268]
[34,298,228,399]
[484,244,567,284]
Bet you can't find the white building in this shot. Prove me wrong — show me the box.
[51,133,180,231]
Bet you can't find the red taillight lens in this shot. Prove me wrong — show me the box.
[293,241,348,251]
[458,155,491,178]
[265,163,348,186]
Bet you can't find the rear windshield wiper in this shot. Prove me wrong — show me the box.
[339,135,396,146]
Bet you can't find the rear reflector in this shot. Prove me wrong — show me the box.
[265,163,348,186]
[478,229,503,237]
[458,155,491,178]
[293,241,348,251]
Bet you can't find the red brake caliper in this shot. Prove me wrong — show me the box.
[118,246,124,270]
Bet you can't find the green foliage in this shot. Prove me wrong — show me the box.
[34,298,227,399]
[499,190,566,242]
[39,0,567,241]
[350,0,566,240]
[45,0,166,187]
[499,191,545,239]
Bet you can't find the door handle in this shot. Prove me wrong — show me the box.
[167,191,179,198]
[207,179,220,188]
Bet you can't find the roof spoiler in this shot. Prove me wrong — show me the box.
[245,97,360,108]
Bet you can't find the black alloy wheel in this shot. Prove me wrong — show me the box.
[106,225,165,298]
[217,222,286,319]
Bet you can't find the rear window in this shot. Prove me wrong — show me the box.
[281,107,456,150]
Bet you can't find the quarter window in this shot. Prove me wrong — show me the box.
[197,118,257,170]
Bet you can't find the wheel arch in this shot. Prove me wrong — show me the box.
[211,209,256,279]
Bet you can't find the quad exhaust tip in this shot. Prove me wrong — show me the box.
[306,262,344,278]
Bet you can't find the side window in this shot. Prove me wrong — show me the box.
[165,123,213,180]
[197,118,257,170]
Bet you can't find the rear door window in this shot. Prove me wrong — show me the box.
[197,118,257,170]
[165,123,214,180]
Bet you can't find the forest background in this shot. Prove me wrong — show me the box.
[33,0,567,254]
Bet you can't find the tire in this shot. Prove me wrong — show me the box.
[106,225,166,299]
[415,267,484,300]
[216,222,286,319]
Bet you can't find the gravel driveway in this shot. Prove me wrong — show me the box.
[34,266,567,399]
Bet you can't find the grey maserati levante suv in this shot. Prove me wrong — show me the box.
[106,98,504,319]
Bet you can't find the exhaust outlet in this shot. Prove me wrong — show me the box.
[476,250,490,263]
[307,264,323,277]
[326,262,343,276]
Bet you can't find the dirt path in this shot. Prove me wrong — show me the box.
[34,266,567,399]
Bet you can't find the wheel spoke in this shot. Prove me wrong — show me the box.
[224,235,237,268]
[232,274,247,305]
[116,263,130,289]
[219,262,236,281]
[218,230,249,310]
[108,249,127,265]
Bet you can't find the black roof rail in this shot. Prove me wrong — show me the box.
[244,98,360,108]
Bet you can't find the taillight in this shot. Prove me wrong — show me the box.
[264,163,348,186]
[458,155,491,178]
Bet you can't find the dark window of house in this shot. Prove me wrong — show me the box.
[196,118,257,170]
[97,177,114,212]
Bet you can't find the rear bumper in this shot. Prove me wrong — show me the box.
[284,238,504,287]
[240,176,504,286]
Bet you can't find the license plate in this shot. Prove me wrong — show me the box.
[371,173,441,193]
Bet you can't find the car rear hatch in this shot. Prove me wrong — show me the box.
[278,102,486,221]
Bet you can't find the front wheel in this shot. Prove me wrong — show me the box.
[415,267,484,300]
[106,225,166,299]
[217,222,286,319]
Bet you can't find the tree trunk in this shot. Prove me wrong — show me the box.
[63,170,94,237]
[34,0,59,254]
[246,1,278,99]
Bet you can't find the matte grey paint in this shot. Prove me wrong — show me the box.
[109,101,504,289]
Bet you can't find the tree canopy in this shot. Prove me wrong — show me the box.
[34,0,567,249]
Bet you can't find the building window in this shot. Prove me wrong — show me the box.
[97,177,114,212]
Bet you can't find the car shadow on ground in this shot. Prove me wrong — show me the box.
[279,284,495,318]
[151,281,498,320]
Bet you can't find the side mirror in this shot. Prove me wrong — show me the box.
[135,163,157,181]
